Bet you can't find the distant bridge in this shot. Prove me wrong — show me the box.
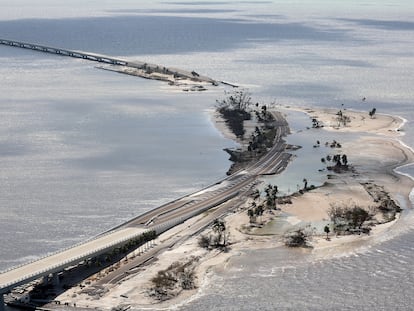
[0,38,128,66]
[0,38,217,84]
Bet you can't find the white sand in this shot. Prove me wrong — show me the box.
[55,107,414,310]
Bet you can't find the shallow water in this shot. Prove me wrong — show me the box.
[180,203,414,310]
[1,1,414,310]
[259,109,363,196]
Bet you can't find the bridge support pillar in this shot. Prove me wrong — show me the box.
[52,273,60,287]
[0,294,5,311]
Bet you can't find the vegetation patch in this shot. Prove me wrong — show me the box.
[284,228,313,248]
[198,219,230,249]
[149,257,200,301]
[361,182,401,222]
[216,89,252,138]
[217,89,288,175]
[328,203,373,234]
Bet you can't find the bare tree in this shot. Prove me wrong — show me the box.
[216,89,252,111]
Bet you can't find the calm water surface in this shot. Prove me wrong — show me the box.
[1,1,414,310]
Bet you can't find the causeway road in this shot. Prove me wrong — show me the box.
[87,111,291,287]
[122,111,291,230]
[0,111,291,296]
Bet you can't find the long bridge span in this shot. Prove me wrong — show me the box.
[0,38,217,84]
[0,38,128,65]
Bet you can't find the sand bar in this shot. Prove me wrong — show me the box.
[51,106,414,310]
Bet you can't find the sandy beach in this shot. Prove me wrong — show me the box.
[54,106,414,310]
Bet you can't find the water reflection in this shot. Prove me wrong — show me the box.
[0,15,352,56]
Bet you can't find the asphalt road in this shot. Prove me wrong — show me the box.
[92,111,292,286]
[124,111,291,230]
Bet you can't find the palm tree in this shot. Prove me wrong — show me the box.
[333,154,341,166]
[369,107,376,119]
[265,184,272,197]
[341,154,348,166]
[212,219,226,246]
[251,189,260,200]
[255,205,264,223]
[324,225,330,240]
[248,202,257,223]
[271,185,278,198]
[271,186,278,210]
[247,209,255,223]
[266,197,274,209]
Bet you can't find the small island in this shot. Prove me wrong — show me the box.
[46,92,413,310]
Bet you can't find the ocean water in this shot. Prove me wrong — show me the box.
[0,53,237,268]
[1,0,414,309]
[180,227,414,311]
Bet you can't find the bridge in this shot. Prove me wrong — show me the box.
[0,150,288,310]
[0,43,290,309]
[0,38,129,65]
[0,38,217,85]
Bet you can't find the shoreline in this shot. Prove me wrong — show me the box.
[51,106,414,310]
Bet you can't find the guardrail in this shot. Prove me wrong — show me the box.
[0,228,152,293]
[0,189,241,293]
[0,38,127,66]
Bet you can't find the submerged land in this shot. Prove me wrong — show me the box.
[43,103,413,310]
